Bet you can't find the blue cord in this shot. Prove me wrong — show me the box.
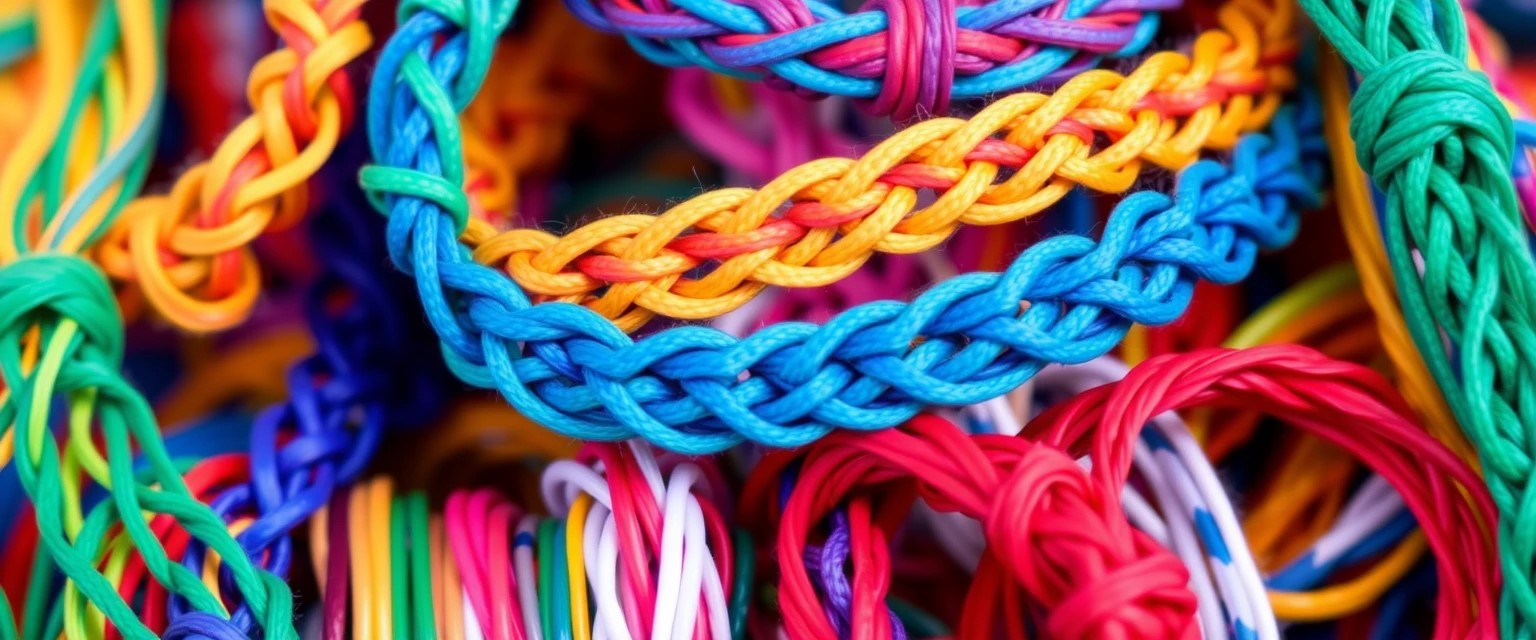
[363,0,1324,454]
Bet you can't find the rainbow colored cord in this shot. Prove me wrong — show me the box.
[566,0,1180,118]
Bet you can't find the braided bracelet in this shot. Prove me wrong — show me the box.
[363,0,1322,453]
[565,0,1182,119]
[464,0,1297,330]
[91,0,369,332]
[1301,0,1536,631]
[0,0,305,636]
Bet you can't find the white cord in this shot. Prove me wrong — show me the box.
[516,514,544,640]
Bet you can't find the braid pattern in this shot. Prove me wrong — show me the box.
[94,0,371,332]
[564,0,1180,118]
[471,0,1297,331]
[0,256,296,640]
[161,153,448,638]
[363,0,1323,455]
[1299,0,1536,633]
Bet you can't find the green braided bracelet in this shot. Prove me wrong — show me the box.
[1300,0,1536,634]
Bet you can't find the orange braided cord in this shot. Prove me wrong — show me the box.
[468,0,1298,332]
[93,0,370,331]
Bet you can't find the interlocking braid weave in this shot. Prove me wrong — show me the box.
[159,157,447,637]
[93,0,371,332]
[1299,0,1536,633]
[362,0,1323,454]
[0,258,297,640]
[475,0,1298,331]
[565,0,1182,118]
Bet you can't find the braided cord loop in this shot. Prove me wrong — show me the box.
[564,0,1180,118]
[91,0,372,332]
[471,0,1297,331]
[157,164,448,636]
[0,256,297,640]
[365,0,1324,453]
[0,0,300,636]
[1299,0,1536,631]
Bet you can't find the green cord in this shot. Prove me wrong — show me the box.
[550,518,572,640]
[0,255,298,639]
[729,528,753,640]
[538,518,557,638]
[1300,0,1536,634]
[391,494,411,640]
[408,493,437,640]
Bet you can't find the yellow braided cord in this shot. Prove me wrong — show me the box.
[92,0,371,331]
[465,0,1297,331]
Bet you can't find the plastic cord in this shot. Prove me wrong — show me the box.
[362,0,1323,453]
[1301,0,1536,631]
[458,0,1297,330]
[565,0,1180,118]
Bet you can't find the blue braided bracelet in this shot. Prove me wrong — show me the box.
[362,0,1325,454]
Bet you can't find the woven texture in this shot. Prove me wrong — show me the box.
[565,0,1179,118]
[474,0,1297,331]
[362,0,1323,454]
[93,0,369,331]
[1299,0,1536,633]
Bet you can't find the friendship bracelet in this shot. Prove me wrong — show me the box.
[461,0,1297,330]
[163,163,449,638]
[0,0,305,636]
[363,0,1321,454]
[91,0,369,332]
[564,0,1181,119]
[1301,0,1536,629]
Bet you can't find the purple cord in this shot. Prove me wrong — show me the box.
[806,511,908,640]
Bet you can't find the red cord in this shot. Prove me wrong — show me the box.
[1025,345,1499,639]
[748,345,1499,639]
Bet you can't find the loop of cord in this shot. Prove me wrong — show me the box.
[562,0,1179,118]
[160,160,448,635]
[1298,0,1536,631]
[362,0,1323,454]
[1026,345,1500,638]
[92,0,371,332]
[744,345,1498,639]
[470,0,1297,330]
[743,414,1198,640]
[0,255,297,640]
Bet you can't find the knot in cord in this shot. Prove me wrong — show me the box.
[1349,50,1512,182]
[0,253,123,363]
[865,0,956,119]
[982,445,1198,639]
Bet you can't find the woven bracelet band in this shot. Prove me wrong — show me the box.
[566,0,1180,118]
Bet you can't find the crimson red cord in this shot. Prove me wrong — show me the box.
[1025,345,1498,639]
[746,345,1498,639]
[746,416,1196,640]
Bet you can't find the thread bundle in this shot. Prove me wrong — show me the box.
[0,0,1533,638]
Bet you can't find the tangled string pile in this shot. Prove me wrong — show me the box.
[94,0,370,331]
[362,0,1322,453]
[1300,0,1536,631]
[745,414,1200,639]
[475,0,1296,330]
[564,0,1180,118]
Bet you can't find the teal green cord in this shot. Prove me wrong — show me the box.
[1300,0,1536,634]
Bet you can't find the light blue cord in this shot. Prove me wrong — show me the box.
[363,0,1325,454]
